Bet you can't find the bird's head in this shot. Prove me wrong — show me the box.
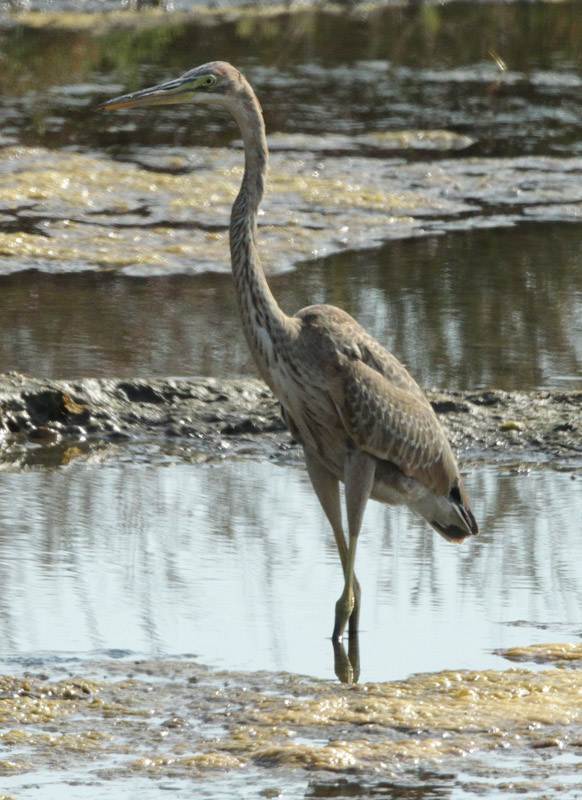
[97,61,244,112]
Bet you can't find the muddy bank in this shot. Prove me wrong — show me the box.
[0,372,581,469]
[5,147,582,277]
[3,649,582,797]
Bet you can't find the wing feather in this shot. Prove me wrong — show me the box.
[295,304,459,495]
[332,357,457,494]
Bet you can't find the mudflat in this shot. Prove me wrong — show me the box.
[1,372,581,469]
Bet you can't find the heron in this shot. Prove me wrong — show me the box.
[99,61,478,645]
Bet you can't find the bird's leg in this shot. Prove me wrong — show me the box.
[333,449,375,642]
[303,448,362,635]
[304,448,348,562]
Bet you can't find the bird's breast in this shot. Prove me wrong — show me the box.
[270,361,346,474]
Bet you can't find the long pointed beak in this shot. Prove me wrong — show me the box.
[97,77,192,111]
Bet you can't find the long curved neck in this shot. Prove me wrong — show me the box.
[229,81,292,387]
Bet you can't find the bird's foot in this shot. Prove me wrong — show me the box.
[332,590,355,642]
[332,577,361,642]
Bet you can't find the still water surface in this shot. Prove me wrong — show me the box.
[2,222,582,390]
[1,459,579,683]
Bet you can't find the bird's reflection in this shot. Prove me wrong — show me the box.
[333,633,361,684]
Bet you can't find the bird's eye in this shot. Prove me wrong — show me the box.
[202,76,216,88]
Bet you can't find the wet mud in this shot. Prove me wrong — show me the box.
[1,372,581,470]
[2,651,582,797]
[4,146,582,276]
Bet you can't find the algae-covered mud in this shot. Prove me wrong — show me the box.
[4,145,582,277]
[3,2,582,282]
[3,655,582,799]
[0,143,477,275]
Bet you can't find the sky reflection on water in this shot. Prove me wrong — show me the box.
[0,459,579,682]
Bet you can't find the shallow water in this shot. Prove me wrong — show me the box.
[2,452,582,799]
[1,222,582,390]
[0,458,580,683]
[4,4,582,156]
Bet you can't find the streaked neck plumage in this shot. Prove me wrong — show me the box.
[228,75,293,387]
